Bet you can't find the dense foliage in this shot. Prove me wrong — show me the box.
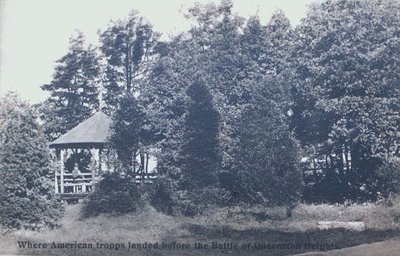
[149,176,231,216]
[109,94,145,172]
[0,93,63,230]
[378,159,400,198]
[292,0,400,203]
[149,176,177,215]
[140,1,303,208]
[233,78,303,205]
[81,172,142,217]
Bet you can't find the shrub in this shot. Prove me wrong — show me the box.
[0,190,63,230]
[149,176,178,215]
[81,172,142,218]
[388,197,400,223]
[173,187,232,217]
[377,158,400,198]
[149,176,232,217]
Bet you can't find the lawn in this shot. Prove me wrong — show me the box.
[2,201,400,256]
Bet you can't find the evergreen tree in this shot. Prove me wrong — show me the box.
[99,11,159,110]
[0,93,63,230]
[181,81,221,189]
[233,78,303,206]
[110,94,145,173]
[41,32,100,140]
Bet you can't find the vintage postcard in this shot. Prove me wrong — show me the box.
[0,0,399,255]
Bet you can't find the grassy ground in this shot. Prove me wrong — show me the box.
[2,201,400,256]
[296,237,400,256]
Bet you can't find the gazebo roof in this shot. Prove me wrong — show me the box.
[49,111,112,149]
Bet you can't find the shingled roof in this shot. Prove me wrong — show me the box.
[49,111,112,148]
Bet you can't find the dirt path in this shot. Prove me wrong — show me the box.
[0,234,19,255]
[295,237,400,256]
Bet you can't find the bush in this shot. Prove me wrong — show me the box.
[149,176,232,217]
[174,187,232,217]
[0,190,63,230]
[149,176,178,215]
[378,158,400,198]
[81,172,142,218]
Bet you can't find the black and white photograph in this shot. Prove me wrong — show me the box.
[0,0,399,255]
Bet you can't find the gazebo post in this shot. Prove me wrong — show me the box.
[99,148,103,174]
[91,148,97,191]
[54,172,58,193]
[145,154,149,174]
[55,149,60,194]
[60,148,64,194]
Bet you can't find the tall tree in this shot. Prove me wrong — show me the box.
[110,94,145,173]
[240,10,295,117]
[241,10,293,79]
[233,77,303,205]
[99,11,160,110]
[41,32,100,140]
[184,0,247,172]
[0,93,63,230]
[181,81,221,189]
[140,36,196,176]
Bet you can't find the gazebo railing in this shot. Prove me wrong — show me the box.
[135,174,158,184]
[55,171,159,194]
[55,173,95,194]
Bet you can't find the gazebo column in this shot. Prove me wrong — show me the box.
[145,154,149,174]
[54,149,60,194]
[60,148,65,194]
[54,172,58,193]
[99,148,103,174]
[91,148,100,191]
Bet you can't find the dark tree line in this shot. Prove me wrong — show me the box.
[291,0,400,202]
[30,0,400,219]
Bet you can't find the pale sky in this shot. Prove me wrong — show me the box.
[0,0,317,104]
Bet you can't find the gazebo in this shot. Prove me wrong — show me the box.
[49,111,158,201]
[49,111,112,201]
